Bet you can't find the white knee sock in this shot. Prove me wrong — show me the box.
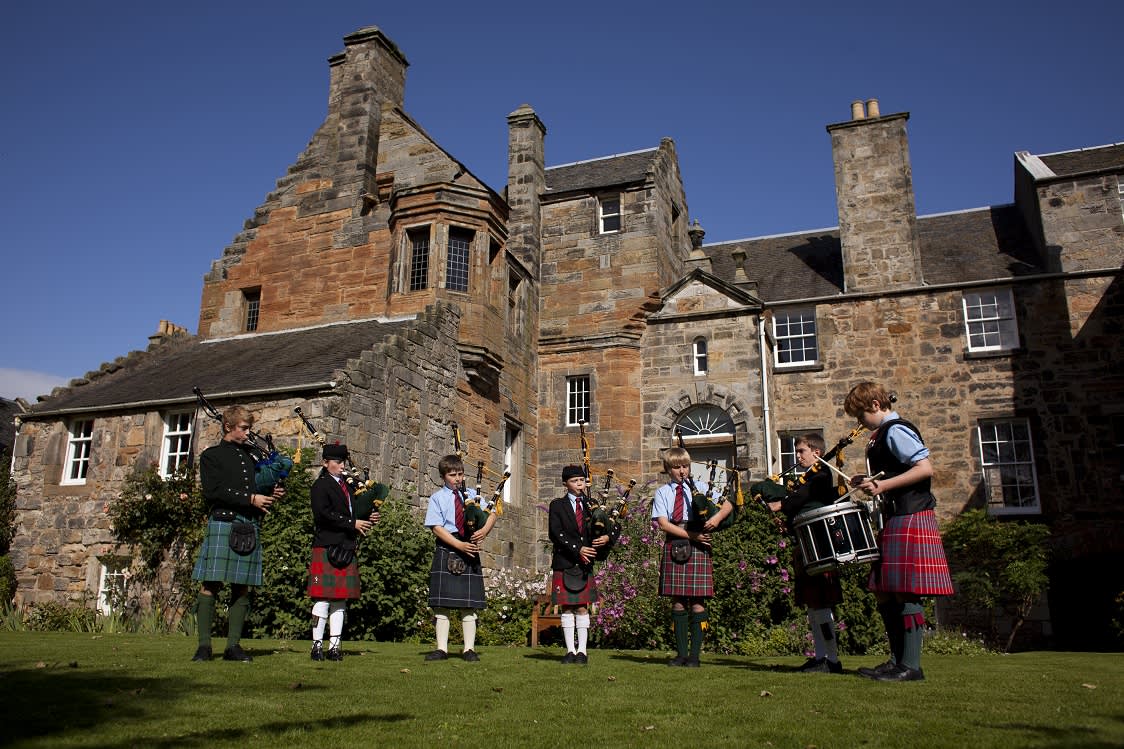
[810,607,839,661]
[461,612,477,652]
[560,611,576,653]
[576,613,590,654]
[434,611,451,652]
[311,600,329,641]
[328,601,346,648]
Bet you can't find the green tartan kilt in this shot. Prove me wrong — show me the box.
[192,516,263,586]
[307,547,361,600]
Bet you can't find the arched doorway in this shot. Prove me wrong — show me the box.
[673,404,737,492]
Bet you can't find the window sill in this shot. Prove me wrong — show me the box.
[964,347,1022,360]
[774,363,824,374]
[987,505,1041,517]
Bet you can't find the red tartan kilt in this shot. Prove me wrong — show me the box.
[551,569,597,606]
[659,538,714,598]
[869,510,954,596]
[307,547,361,600]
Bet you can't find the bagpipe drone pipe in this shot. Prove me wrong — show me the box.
[577,420,637,557]
[294,406,389,520]
[673,428,740,531]
[193,387,293,492]
[451,422,509,538]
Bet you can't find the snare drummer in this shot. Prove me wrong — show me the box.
[844,382,954,682]
[766,433,845,674]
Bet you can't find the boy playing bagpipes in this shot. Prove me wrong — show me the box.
[548,465,619,664]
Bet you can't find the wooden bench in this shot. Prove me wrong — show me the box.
[530,593,561,647]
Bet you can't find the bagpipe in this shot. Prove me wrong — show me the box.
[577,420,635,549]
[451,422,508,539]
[294,406,389,520]
[674,429,740,531]
[193,387,293,492]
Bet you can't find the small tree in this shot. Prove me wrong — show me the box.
[942,509,1050,651]
[0,449,20,605]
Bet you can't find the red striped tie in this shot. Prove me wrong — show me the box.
[672,482,685,523]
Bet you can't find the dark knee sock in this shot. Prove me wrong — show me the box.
[690,611,709,658]
[195,593,215,647]
[879,600,905,664]
[672,610,690,657]
[901,603,925,670]
[227,594,250,648]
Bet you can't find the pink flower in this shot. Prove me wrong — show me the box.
[777,538,787,549]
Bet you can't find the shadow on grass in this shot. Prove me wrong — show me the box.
[987,719,1124,749]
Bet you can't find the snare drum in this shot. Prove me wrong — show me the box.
[792,503,880,575]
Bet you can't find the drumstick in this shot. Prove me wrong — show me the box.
[835,471,885,505]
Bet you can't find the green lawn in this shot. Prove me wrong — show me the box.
[2,632,1121,748]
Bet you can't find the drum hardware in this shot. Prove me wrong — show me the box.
[792,502,881,575]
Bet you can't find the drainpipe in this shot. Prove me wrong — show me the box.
[759,318,773,472]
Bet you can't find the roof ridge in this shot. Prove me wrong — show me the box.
[546,146,658,171]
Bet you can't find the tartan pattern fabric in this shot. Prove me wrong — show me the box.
[658,537,714,598]
[307,546,361,600]
[191,516,263,586]
[428,543,486,609]
[868,509,954,595]
[551,569,597,606]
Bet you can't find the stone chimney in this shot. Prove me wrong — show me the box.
[506,104,546,273]
[325,27,409,202]
[827,98,923,293]
[148,319,188,346]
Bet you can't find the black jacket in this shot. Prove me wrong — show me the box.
[200,440,263,517]
[310,469,358,549]
[548,495,619,570]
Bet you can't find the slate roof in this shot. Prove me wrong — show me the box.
[24,317,414,417]
[1037,143,1124,178]
[544,148,658,195]
[704,204,1042,303]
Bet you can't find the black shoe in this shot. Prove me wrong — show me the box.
[575,652,588,665]
[310,642,325,661]
[424,649,448,661]
[667,655,689,667]
[326,647,343,662]
[222,645,252,662]
[462,650,480,662]
[874,664,925,682]
[683,656,701,668]
[858,660,898,679]
[798,657,825,672]
[561,651,577,664]
[802,658,830,673]
[191,645,212,662]
[827,659,844,674]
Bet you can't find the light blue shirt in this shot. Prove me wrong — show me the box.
[651,479,713,522]
[424,484,486,533]
[878,411,930,464]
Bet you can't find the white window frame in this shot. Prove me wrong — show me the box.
[566,375,591,426]
[773,308,818,367]
[504,422,521,508]
[243,288,260,332]
[693,338,708,375]
[159,411,194,478]
[599,196,621,234]
[96,557,130,616]
[978,418,1041,515]
[62,419,94,485]
[963,287,1019,352]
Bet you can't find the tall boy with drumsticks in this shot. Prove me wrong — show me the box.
[548,465,618,664]
[766,433,845,674]
[652,446,734,667]
[845,381,954,682]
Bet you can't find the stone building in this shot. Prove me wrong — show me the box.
[9,28,1122,647]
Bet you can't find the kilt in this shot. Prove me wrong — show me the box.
[551,568,597,606]
[793,555,843,609]
[428,543,486,609]
[869,509,954,595]
[658,538,714,598]
[191,516,262,586]
[307,546,361,600]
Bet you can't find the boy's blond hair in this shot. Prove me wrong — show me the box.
[221,406,253,432]
[662,446,692,472]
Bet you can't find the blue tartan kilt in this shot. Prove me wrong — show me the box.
[191,516,263,586]
[658,538,714,598]
[428,543,486,610]
[307,547,361,600]
[869,509,954,596]
[551,568,598,606]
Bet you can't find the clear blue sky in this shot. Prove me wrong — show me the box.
[2,0,1120,400]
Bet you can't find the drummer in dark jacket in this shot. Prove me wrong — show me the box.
[548,465,618,664]
[308,443,376,662]
[767,433,845,674]
[191,405,285,662]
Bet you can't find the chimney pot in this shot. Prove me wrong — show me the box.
[865,98,880,118]
[851,100,865,120]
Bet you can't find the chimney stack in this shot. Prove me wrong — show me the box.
[506,104,547,273]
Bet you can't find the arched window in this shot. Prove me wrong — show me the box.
[675,405,735,439]
[693,338,708,375]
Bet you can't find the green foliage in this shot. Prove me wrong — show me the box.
[108,462,206,624]
[0,554,14,607]
[922,628,995,656]
[476,598,534,646]
[942,509,1051,651]
[26,600,97,632]
[0,449,17,555]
